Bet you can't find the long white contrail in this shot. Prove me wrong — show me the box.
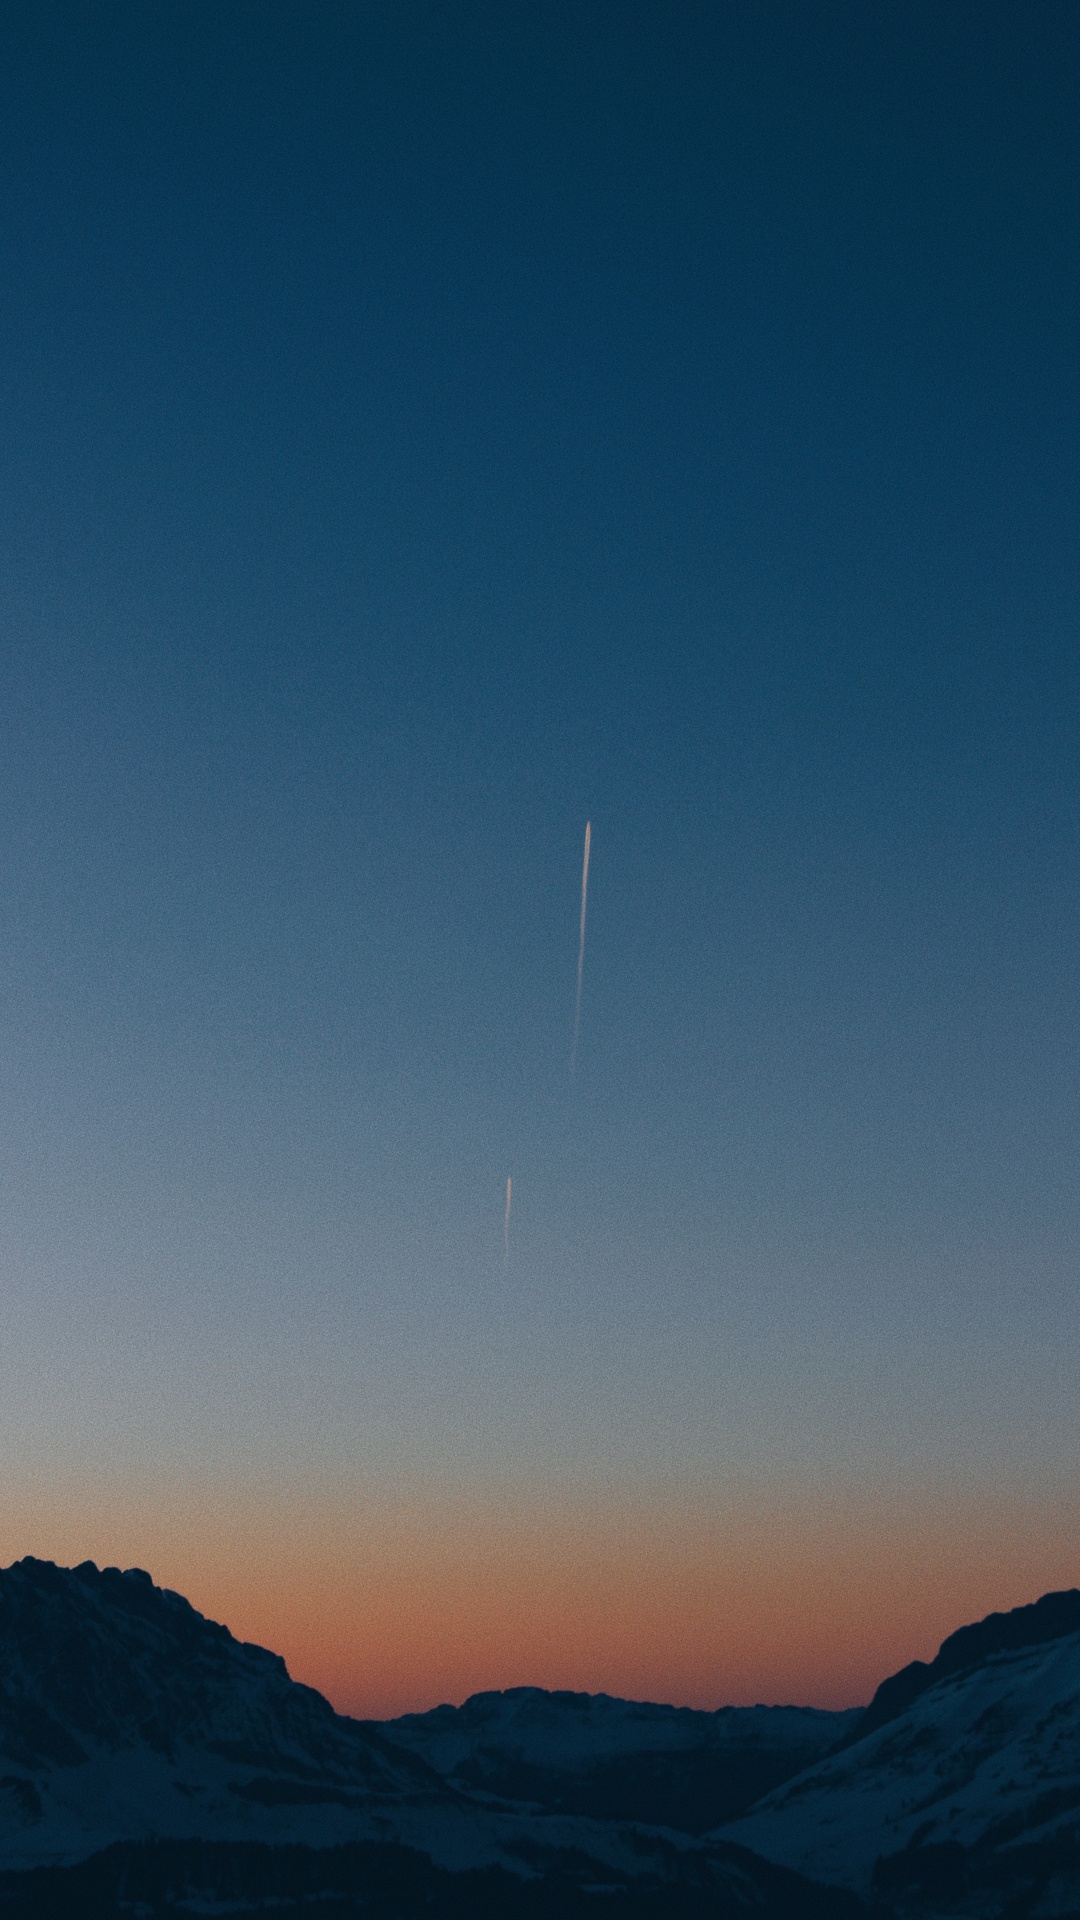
[571,820,591,1080]
[504,1175,512,1263]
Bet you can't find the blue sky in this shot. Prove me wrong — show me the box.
[1,1,1079,1705]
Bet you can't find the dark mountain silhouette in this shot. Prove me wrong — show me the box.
[377,1686,857,1832]
[0,1558,864,1917]
[6,1554,1080,1916]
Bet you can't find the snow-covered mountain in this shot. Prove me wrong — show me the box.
[722,1588,1080,1915]
[0,1557,861,1916]
[10,1554,1080,1916]
[0,1555,473,1871]
[379,1685,857,1832]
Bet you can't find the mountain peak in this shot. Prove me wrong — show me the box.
[856,1586,1080,1740]
[0,1557,868,1915]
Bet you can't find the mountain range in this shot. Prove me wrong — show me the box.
[1,1555,1079,1916]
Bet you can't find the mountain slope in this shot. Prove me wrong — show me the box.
[722,1589,1080,1913]
[0,1836,868,1920]
[0,1558,864,1917]
[378,1686,857,1832]
[854,1587,1080,1742]
[0,1556,472,1871]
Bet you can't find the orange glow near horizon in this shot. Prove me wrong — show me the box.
[2,1470,1077,1719]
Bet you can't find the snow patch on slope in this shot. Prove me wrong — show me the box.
[723,1625,1080,1892]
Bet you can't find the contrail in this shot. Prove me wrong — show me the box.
[571,820,591,1080]
[504,1175,512,1263]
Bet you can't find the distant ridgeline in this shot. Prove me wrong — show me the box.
[2,1557,1080,1916]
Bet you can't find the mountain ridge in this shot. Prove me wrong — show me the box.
[4,1555,1080,1914]
[722,1590,1080,1911]
[852,1584,1080,1741]
[0,1556,864,1916]
[377,1685,858,1833]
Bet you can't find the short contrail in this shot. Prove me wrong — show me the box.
[571,820,591,1080]
[504,1175,512,1263]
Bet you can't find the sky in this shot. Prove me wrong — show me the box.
[1,0,1080,1716]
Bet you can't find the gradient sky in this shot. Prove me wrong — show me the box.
[2,1,1080,1716]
